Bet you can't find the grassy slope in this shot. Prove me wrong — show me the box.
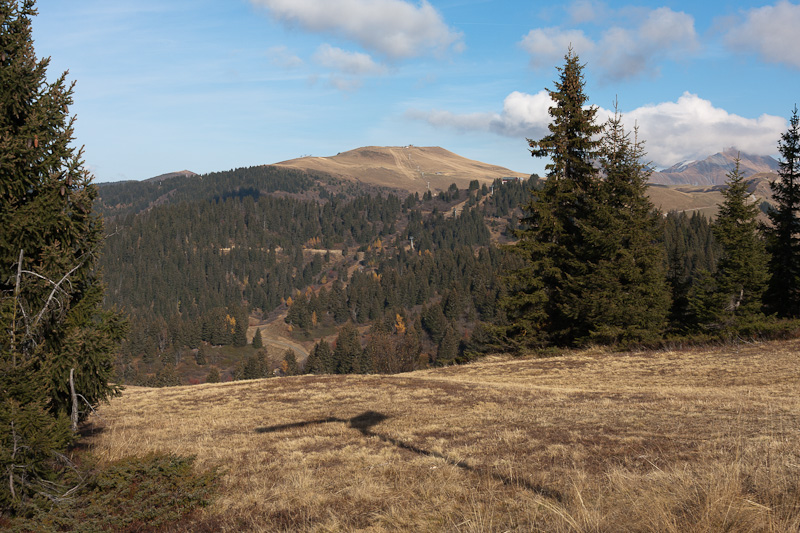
[273,146,528,195]
[87,339,800,532]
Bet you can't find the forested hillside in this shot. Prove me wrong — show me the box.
[98,166,536,384]
[97,160,733,386]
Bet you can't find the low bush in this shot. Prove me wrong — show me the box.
[5,453,216,532]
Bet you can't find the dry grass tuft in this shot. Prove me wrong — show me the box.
[85,338,800,531]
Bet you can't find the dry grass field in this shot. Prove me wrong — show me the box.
[86,339,800,532]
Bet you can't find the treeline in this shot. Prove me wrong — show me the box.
[99,176,522,383]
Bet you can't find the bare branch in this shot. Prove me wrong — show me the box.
[30,252,93,332]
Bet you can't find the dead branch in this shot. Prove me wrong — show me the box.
[30,255,90,332]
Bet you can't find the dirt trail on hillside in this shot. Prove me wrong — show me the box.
[248,317,309,361]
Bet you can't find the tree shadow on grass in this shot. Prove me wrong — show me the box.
[256,410,562,501]
[70,422,106,451]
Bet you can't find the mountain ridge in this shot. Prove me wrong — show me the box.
[649,148,779,186]
[272,145,528,194]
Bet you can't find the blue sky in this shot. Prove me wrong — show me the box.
[32,0,800,182]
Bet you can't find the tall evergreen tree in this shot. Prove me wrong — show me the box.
[251,328,263,349]
[333,323,362,374]
[581,109,669,345]
[307,339,333,374]
[690,157,769,330]
[0,0,126,509]
[765,107,800,317]
[502,48,603,347]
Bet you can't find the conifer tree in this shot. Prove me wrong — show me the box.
[311,339,333,374]
[282,349,298,376]
[690,157,769,330]
[502,48,603,347]
[252,328,263,349]
[663,211,722,329]
[436,325,460,364]
[205,367,221,383]
[581,109,669,345]
[765,107,800,317]
[304,343,319,374]
[0,0,126,509]
[333,323,361,373]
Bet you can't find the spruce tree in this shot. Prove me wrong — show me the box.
[690,157,769,330]
[436,325,460,365]
[314,339,334,374]
[502,48,603,347]
[765,107,800,317]
[0,0,126,509]
[581,109,669,345]
[251,328,263,349]
[333,323,361,373]
[282,349,298,376]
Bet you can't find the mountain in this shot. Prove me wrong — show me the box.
[144,170,198,183]
[273,145,528,194]
[649,148,779,186]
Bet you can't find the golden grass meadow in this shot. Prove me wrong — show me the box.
[85,339,800,532]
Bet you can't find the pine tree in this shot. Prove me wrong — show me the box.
[765,107,800,317]
[282,349,298,376]
[580,109,669,345]
[436,325,460,365]
[502,48,603,347]
[690,157,769,330]
[205,367,221,383]
[333,323,362,374]
[251,328,263,349]
[0,0,126,509]
[313,339,334,374]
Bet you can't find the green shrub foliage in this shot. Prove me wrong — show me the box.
[0,0,126,510]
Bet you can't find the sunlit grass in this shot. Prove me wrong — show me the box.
[87,338,800,531]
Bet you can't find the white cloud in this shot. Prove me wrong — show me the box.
[409,92,785,168]
[267,45,303,69]
[613,93,785,167]
[520,28,595,68]
[251,0,463,60]
[489,91,554,138]
[329,76,363,92]
[723,1,800,68]
[520,6,699,80]
[568,0,607,24]
[313,44,387,75]
[407,109,496,132]
[407,90,553,139]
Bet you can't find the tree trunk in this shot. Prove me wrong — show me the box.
[70,368,78,432]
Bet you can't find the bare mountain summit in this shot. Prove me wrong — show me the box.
[649,148,778,186]
[144,170,198,183]
[272,146,528,194]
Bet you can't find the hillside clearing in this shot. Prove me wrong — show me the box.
[87,339,800,531]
